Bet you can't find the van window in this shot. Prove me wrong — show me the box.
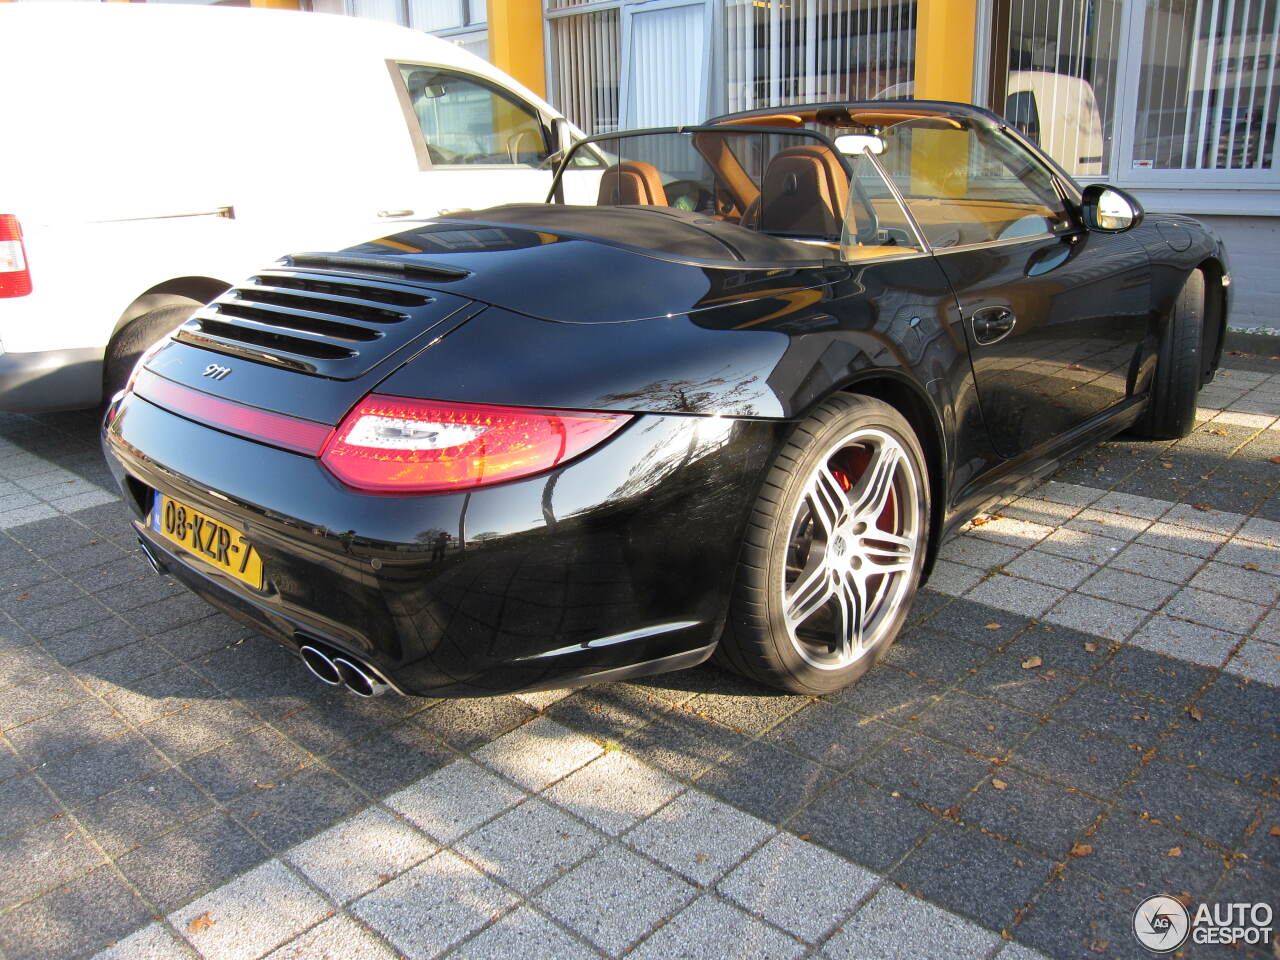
[397,64,551,168]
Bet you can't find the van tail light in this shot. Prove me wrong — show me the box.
[320,394,631,493]
[0,216,32,298]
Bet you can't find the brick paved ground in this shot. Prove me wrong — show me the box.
[0,362,1276,960]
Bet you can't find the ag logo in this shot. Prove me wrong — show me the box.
[1133,895,1191,953]
[202,363,231,381]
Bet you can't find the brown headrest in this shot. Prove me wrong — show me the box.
[759,145,849,236]
[597,161,668,206]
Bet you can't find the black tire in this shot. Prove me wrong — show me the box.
[718,394,930,694]
[103,303,198,402]
[1132,270,1205,440]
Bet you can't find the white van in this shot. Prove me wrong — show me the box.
[0,3,574,410]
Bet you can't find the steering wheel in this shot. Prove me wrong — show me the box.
[849,175,882,246]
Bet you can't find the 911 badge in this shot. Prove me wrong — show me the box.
[202,363,231,381]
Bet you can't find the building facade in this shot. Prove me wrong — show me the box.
[8,0,1276,329]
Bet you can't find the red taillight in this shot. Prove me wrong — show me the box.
[0,215,32,298]
[320,394,631,493]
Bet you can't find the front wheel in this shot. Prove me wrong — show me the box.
[103,303,199,403]
[1131,269,1205,440]
[719,394,930,694]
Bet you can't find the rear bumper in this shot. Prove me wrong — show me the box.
[103,391,777,696]
[0,347,103,412]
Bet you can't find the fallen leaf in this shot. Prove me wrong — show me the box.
[1188,706,1204,722]
[1084,642,1100,653]
[971,515,993,527]
[1269,826,1280,837]
[1087,756,1099,764]
[1161,462,1173,469]
[1068,363,1087,371]
[1070,842,1095,857]
[187,913,215,935]
[15,593,26,601]
[694,853,709,863]
[1021,656,1043,669]
[1271,456,1280,465]
[798,833,812,842]
[992,778,1008,791]
[1168,847,1182,857]
[254,783,274,789]
[985,622,1003,631]
[1193,503,1212,512]
[1208,428,1229,436]
[1246,563,1261,571]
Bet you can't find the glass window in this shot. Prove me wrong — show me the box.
[986,0,1122,179]
[841,151,923,258]
[875,119,1072,248]
[1133,0,1277,171]
[397,65,551,167]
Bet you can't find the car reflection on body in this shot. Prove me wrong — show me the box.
[102,101,1229,698]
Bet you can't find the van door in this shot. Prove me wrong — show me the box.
[384,62,556,223]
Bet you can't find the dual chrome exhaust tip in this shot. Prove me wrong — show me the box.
[299,643,392,698]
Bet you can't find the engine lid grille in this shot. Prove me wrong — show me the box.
[176,268,474,379]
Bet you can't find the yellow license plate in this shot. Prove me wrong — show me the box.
[151,493,264,590]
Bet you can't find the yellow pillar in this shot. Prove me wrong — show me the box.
[250,0,302,8]
[487,0,545,99]
[913,0,978,103]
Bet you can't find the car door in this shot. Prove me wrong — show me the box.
[877,118,1151,460]
[383,62,558,223]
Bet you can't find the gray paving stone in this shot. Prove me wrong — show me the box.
[285,806,437,904]
[137,699,262,763]
[1032,480,1106,507]
[1135,520,1230,558]
[1043,593,1148,642]
[351,850,519,960]
[822,886,999,960]
[719,832,877,942]
[4,695,129,766]
[1001,550,1095,590]
[626,789,774,887]
[1229,638,1280,685]
[965,576,1065,617]
[1237,515,1280,548]
[169,859,330,960]
[629,894,805,960]
[1036,527,1126,565]
[0,864,152,960]
[455,796,605,894]
[472,716,603,791]
[1160,502,1248,536]
[0,770,58,838]
[936,536,1022,571]
[38,731,170,809]
[1187,560,1280,604]
[0,816,105,910]
[115,809,267,914]
[1108,542,1207,583]
[543,750,683,836]
[263,915,396,960]
[1163,585,1266,634]
[697,738,840,824]
[77,768,215,857]
[925,559,984,597]
[1064,508,1153,542]
[453,905,598,960]
[1128,614,1241,668]
[538,843,696,954]
[92,923,195,960]
[1076,567,1178,610]
[181,726,311,801]
[225,765,368,852]
[386,759,525,845]
[1091,490,1171,521]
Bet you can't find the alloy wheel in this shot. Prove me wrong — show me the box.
[780,427,921,669]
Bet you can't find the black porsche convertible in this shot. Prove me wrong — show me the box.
[102,101,1229,698]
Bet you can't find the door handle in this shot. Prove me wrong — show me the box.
[377,209,415,218]
[970,307,1017,345]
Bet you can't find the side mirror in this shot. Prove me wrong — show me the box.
[1080,184,1143,233]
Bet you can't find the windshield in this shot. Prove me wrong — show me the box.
[550,127,857,240]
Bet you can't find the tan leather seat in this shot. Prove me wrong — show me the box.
[597,161,668,206]
[758,145,849,236]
